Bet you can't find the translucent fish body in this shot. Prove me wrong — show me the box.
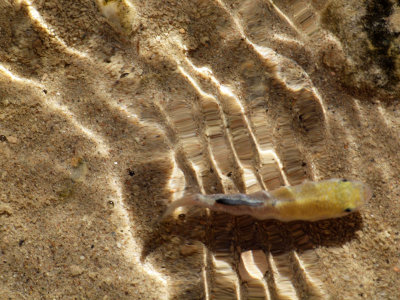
[163,179,371,222]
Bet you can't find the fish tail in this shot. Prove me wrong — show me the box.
[159,194,199,221]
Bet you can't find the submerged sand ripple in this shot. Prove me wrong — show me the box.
[1,0,400,299]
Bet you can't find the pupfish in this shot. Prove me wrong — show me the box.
[162,179,371,222]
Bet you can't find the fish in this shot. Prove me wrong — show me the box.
[161,179,371,222]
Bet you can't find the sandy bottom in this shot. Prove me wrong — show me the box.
[1,0,400,299]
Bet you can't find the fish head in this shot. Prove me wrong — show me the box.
[329,179,371,218]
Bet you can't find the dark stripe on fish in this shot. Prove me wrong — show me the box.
[215,197,264,206]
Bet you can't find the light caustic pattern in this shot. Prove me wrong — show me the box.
[153,1,331,299]
[161,2,331,299]
[1,0,369,299]
[1,0,170,298]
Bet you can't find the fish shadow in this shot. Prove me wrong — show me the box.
[141,208,364,260]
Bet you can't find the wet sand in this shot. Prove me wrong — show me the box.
[1,0,400,299]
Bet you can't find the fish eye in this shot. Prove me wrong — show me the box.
[341,179,348,182]
[344,208,352,213]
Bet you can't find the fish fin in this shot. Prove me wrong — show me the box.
[270,186,296,201]
[159,194,198,222]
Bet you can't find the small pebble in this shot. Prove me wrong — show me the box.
[70,265,84,276]
[7,136,18,144]
[0,203,13,216]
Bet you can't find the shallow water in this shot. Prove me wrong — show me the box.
[1,0,400,299]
